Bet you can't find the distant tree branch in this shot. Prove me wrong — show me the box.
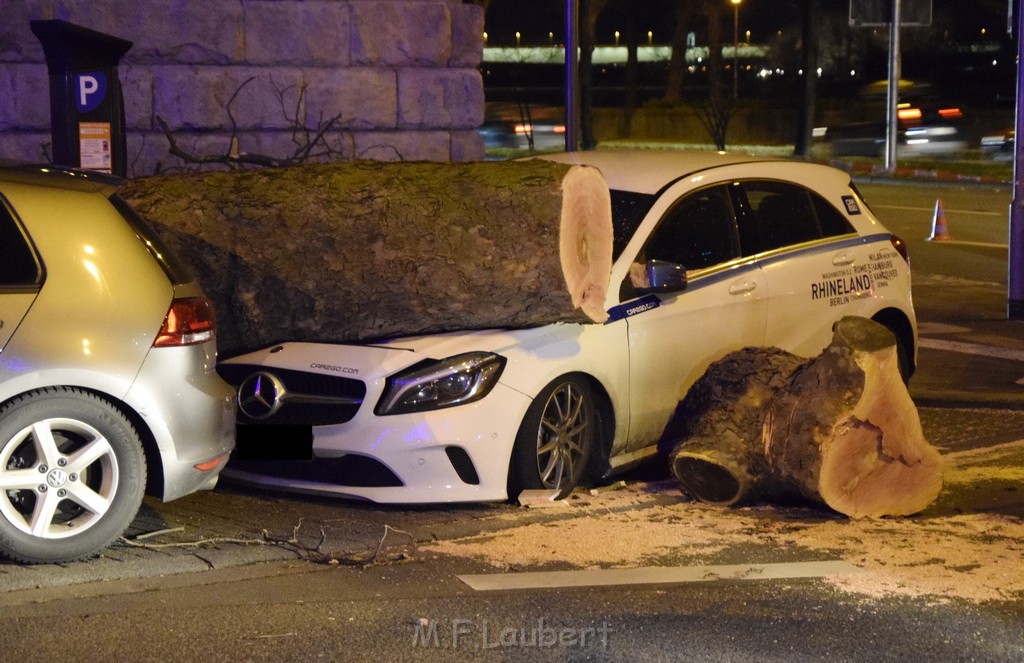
[156,78,349,170]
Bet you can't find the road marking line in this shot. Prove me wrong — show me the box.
[872,204,1005,217]
[927,240,1008,249]
[918,338,1024,362]
[917,322,972,335]
[944,439,1024,462]
[458,560,863,591]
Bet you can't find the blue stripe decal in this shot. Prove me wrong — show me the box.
[607,294,661,323]
[753,234,875,268]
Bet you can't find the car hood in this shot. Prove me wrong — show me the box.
[219,324,583,384]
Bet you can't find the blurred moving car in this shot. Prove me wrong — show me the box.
[823,80,966,158]
[980,129,1014,160]
[0,165,235,564]
[479,103,566,153]
[218,150,917,504]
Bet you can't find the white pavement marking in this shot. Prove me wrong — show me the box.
[927,240,1008,249]
[916,322,972,335]
[870,204,1008,247]
[944,438,1024,462]
[918,338,1024,362]
[872,204,1004,217]
[458,560,863,591]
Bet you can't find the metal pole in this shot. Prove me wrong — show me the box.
[884,0,902,174]
[1010,0,1024,319]
[732,2,739,99]
[565,0,580,152]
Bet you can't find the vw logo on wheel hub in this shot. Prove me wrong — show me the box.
[237,371,287,420]
[46,468,68,488]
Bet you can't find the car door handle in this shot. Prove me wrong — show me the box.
[729,281,757,295]
[832,253,855,266]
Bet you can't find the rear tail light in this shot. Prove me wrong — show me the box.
[154,296,216,347]
[897,107,922,122]
[890,234,910,266]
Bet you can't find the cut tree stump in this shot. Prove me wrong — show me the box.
[667,317,943,518]
[120,160,613,357]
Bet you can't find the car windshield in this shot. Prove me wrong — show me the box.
[611,190,655,259]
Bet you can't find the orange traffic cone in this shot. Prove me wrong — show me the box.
[927,198,951,241]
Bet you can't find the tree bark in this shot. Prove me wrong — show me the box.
[668,317,943,518]
[121,160,612,357]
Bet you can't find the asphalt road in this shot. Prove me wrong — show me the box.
[1,178,1023,662]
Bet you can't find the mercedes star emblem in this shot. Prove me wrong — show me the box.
[237,371,286,420]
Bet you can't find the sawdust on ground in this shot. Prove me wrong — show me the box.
[422,441,1024,605]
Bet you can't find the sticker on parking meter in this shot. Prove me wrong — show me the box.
[74,72,107,113]
[841,196,862,215]
[79,122,112,172]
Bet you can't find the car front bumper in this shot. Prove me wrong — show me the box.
[223,381,532,503]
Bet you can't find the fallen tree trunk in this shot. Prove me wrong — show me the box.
[121,160,612,357]
[668,317,943,518]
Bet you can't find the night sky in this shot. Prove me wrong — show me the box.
[483,0,1015,46]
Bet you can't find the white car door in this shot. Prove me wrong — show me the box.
[617,183,768,451]
[731,180,869,358]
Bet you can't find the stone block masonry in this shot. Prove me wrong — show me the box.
[0,0,484,175]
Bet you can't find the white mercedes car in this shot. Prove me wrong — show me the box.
[217,150,917,503]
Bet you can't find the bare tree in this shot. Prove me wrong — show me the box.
[579,0,613,149]
[664,0,698,102]
[155,78,357,171]
[693,0,733,149]
[793,0,820,158]
[621,8,640,136]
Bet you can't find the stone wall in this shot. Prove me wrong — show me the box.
[0,0,485,176]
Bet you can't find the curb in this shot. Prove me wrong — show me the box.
[825,158,1012,186]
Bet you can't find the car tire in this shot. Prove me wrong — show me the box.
[0,388,147,564]
[893,332,913,385]
[509,375,596,500]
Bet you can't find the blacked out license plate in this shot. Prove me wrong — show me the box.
[234,424,314,461]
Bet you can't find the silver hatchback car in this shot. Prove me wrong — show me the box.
[0,165,235,564]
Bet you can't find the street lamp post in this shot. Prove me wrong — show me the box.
[731,0,741,99]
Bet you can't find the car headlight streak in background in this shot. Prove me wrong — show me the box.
[376,352,506,416]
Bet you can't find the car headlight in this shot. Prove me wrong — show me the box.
[375,352,507,416]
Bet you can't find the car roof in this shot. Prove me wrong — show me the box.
[536,149,777,195]
[0,163,121,195]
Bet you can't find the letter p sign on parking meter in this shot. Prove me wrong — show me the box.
[30,20,132,177]
[75,73,107,113]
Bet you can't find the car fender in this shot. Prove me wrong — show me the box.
[0,366,136,412]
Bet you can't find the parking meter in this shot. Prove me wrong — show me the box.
[30,20,132,177]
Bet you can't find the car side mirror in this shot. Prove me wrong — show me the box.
[639,259,687,295]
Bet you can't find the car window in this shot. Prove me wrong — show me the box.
[610,190,655,259]
[734,181,854,255]
[815,191,858,238]
[0,199,41,287]
[643,185,737,271]
[109,195,195,286]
